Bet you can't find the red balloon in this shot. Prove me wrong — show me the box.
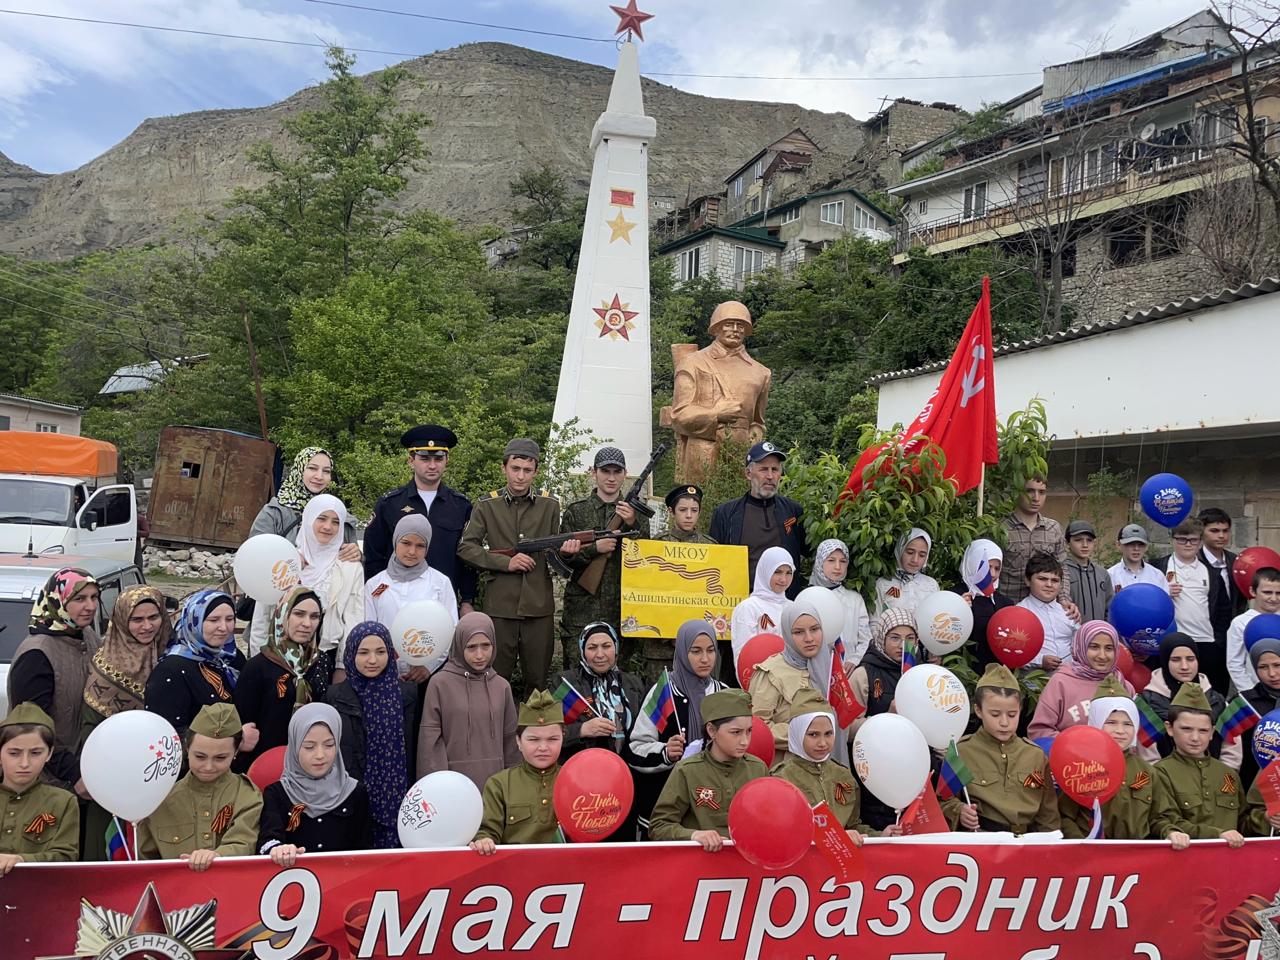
[1115,643,1134,678]
[552,748,634,843]
[747,716,775,768]
[737,633,784,690]
[1233,547,1280,600]
[1049,725,1126,806]
[728,777,814,869]
[1125,661,1152,693]
[246,746,287,792]
[987,607,1045,670]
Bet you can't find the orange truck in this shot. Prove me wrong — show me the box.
[0,433,138,562]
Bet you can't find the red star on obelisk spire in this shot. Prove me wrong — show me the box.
[610,0,654,41]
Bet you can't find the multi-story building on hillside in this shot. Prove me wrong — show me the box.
[889,9,1280,324]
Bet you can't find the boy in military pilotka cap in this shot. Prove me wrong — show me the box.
[0,702,79,873]
[940,664,1059,834]
[648,689,768,851]
[136,703,262,870]
[1151,682,1246,849]
[1058,675,1159,840]
[471,691,564,854]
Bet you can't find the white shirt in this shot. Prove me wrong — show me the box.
[364,567,459,631]
[730,594,787,670]
[872,574,940,618]
[1018,595,1077,666]
[1108,560,1170,593]
[831,585,873,664]
[417,488,438,513]
[247,559,366,659]
[1227,609,1261,694]
[1169,554,1214,644]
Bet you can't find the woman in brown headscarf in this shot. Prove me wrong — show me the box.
[80,585,172,859]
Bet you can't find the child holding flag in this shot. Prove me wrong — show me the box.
[0,703,79,874]
[939,664,1059,834]
[627,621,725,839]
[1057,676,1159,840]
[648,690,768,851]
[1150,683,1247,849]
[550,623,644,760]
[954,539,1013,668]
[471,691,564,855]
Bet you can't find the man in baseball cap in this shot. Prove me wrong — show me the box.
[1108,522,1169,594]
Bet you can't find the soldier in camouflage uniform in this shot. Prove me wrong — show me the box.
[559,447,650,668]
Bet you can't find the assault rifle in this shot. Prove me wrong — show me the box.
[491,529,643,578]
[575,443,670,595]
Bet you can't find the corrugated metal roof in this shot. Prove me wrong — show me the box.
[0,393,81,414]
[869,276,1280,385]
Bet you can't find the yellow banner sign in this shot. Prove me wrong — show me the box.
[619,539,749,641]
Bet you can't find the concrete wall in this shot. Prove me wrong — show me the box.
[0,399,80,435]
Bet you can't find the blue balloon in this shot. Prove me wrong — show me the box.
[1254,709,1280,771]
[1244,613,1280,651]
[1032,736,1054,757]
[1139,472,1193,528]
[1110,583,1176,657]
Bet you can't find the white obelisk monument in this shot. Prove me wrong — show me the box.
[551,5,656,474]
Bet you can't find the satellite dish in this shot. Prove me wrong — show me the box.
[1139,122,1157,142]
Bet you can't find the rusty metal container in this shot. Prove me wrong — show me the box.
[147,427,277,548]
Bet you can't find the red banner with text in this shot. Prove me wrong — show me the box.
[5,839,1280,960]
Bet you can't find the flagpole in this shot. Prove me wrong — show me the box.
[668,669,684,739]
[976,463,986,518]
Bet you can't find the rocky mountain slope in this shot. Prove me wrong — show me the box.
[0,43,866,259]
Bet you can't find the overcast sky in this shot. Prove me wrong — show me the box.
[2,0,1211,173]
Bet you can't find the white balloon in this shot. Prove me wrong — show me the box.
[233,534,301,604]
[852,714,931,811]
[894,664,971,749]
[389,600,454,669]
[796,586,845,645]
[397,771,484,848]
[914,591,974,656]
[81,711,182,821]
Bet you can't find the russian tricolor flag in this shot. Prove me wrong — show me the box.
[969,559,997,597]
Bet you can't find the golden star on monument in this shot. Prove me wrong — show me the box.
[606,210,636,243]
[610,0,654,41]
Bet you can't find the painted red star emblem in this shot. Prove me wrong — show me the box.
[593,294,639,340]
[610,0,654,40]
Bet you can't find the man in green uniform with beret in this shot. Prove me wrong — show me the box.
[941,663,1060,834]
[0,702,79,872]
[648,689,768,849]
[471,690,564,853]
[1151,681,1246,848]
[458,439,570,696]
[558,446,650,668]
[136,703,263,870]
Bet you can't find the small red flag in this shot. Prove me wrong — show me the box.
[811,801,865,882]
[838,276,997,508]
[828,659,865,727]
[900,777,950,835]
[1259,762,1280,818]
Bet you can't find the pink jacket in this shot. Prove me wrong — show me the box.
[1027,668,1134,740]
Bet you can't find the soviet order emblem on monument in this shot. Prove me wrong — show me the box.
[661,300,772,484]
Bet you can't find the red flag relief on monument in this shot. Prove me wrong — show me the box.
[839,275,997,505]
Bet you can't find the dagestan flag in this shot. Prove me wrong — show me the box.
[838,275,998,505]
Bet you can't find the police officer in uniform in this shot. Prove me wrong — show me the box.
[457,439,569,696]
[559,446,650,668]
[364,425,476,612]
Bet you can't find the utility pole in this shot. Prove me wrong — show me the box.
[242,302,269,440]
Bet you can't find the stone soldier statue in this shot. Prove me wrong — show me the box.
[662,300,771,485]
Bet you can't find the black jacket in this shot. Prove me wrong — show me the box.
[363,480,476,603]
[324,678,419,780]
[709,492,808,599]
[549,666,647,759]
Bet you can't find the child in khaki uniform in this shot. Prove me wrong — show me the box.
[0,703,79,873]
[649,689,768,851]
[471,690,563,854]
[137,703,262,870]
[1058,676,1157,839]
[1151,682,1246,849]
[940,663,1059,834]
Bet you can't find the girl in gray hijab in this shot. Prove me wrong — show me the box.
[364,513,459,634]
[257,702,372,863]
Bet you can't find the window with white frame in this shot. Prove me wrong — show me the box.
[734,245,765,277]
[963,181,988,220]
[780,206,801,224]
[917,198,928,216]
[36,422,59,433]
[733,177,743,198]
[753,159,763,180]
[853,206,877,229]
[819,200,844,225]
[677,248,701,282]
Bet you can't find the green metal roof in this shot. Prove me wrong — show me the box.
[656,224,786,255]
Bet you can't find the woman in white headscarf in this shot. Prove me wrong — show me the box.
[873,527,939,616]
[808,539,872,664]
[729,547,794,675]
